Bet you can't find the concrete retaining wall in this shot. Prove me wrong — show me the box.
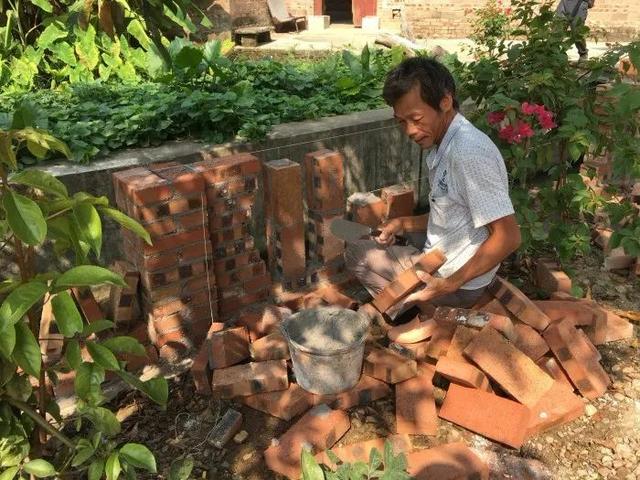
[41,107,424,267]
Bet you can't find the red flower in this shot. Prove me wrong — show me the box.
[537,110,557,130]
[499,121,534,144]
[488,111,506,125]
[516,120,534,138]
[521,102,544,115]
[505,7,512,14]
[498,124,515,142]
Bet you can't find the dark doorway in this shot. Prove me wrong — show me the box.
[325,0,353,24]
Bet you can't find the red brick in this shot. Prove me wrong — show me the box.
[191,341,212,395]
[372,250,446,313]
[240,383,316,421]
[534,258,572,294]
[155,328,191,352]
[424,316,458,359]
[109,261,140,325]
[208,207,252,230]
[218,287,270,317]
[72,287,104,324]
[381,184,415,219]
[436,357,491,391]
[150,164,205,194]
[463,326,554,407]
[210,408,243,449]
[249,331,289,361]
[316,375,392,410]
[488,276,551,331]
[264,158,304,227]
[113,167,173,206]
[210,223,250,246]
[213,250,261,277]
[585,308,634,345]
[347,192,387,228]
[211,359,289,398]
[304,149,345,213]
[208,192,256,216]
[395,363,438,435]
[483,314,519,343]
[123,226,209,257]
[533,300,595,327]
[264,404,350,479]
[140,257,212,290]
[526,381,584,437]
[216,261,266,289]
[192,153,261,184]
[363,346,418,384]
[388,316,437,344]
[126,241,212,274]
[316,435,412,470]
[144,288,214,318]
[267,221,306,278]
[536,355,573,388]
[542,320,610,399]
[439,384,531,449]
[317,284,358,309]
[208,326,250,368]
[512,322,549,360]
[122,345,158,373]
[406,442,489,480]
[130,193,205,223]
[307,211,345,262]
[204,175,258,203]
[236,304,291,341]
[445,326,477,363]
[475,297,512,317]
[604,248,635,270]
[389,340,429,361]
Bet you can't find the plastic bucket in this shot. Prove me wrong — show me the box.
[280,306,370,395]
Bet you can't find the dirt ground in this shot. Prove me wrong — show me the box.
[110,249,640,480]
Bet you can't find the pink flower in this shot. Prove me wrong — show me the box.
[488,111,506,125]
[521,102,544,115]
[537,110,557,130]
[505,7,512,15]
[498,121,534,144]
[516,120,534,138]
[498,124,515,142]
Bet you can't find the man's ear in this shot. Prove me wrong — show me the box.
[440,93,453,113]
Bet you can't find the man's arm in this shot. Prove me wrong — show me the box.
[405,214,521,303]
[376,214,428,245]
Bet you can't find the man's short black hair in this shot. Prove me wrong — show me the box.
[383,57,460,111]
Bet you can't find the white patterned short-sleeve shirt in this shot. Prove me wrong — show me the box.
[423,113,515,290]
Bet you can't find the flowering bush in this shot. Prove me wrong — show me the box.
[489,102,557,144]
[468,0,513,57]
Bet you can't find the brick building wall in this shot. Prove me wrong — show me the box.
[278,0,638,41]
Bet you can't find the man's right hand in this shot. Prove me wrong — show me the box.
[375,218,404,246]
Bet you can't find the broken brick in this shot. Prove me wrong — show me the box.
[542,320,610,399]
[584,308,634,345]
[406,442,489,480]
[210,408,243,449]
[533,300,595,327]
[388,317,437,344]
[439,384,531,449]
[363,346,418,384]
[316,435,412,470]
[424,318,458,360]
[395,363,438,435]
[249,331,290,361]
[347,192,387,228]
[208,326,250,369]
[435,357,491,391]
[381,184,415,220]
[526,381,584,437]
[264,404,350,479]
[236,304,291,342]
[240,383,316,421]
[446,326,478,363]
[316,375,392,410]
[463,326,554,407]
[211,359,289,398]
[534,258,572,294]
[317,284,358,309]
[192,341,212,395]
[487,276,551,331]
[389,340,429,361]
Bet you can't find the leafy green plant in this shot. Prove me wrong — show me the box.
[0,101,167,478]
[455,0,640,263]
[300,441,411,480]
[467,0,513,57]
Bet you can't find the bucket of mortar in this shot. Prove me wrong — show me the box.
[280,306,370,395]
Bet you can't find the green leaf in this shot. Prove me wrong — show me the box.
[0,466,19,480]
[30,0,53,12]
[115,370,168,406]
[9,169,68,199]
[174,46,203,69]
[52,291,84,337]
[37,21,67,48]
[0,324,16,358]
[75,362,105,404]
[82,319,114,336]
[169,456,194,480]
[87,341,120,370]
[65,339,82,369]
[105,452,121,480]
[12,321,41,378]
[126,19,150,50]
[98,207,151,245]
[73,203,102,258]
[0,280,48,326]
[88,459,105,480]
[72,439,95,467]
[53,266,126,292]
[13,128,71,160]
[301,449,324,480]
[5,372,32,402]
[120,443,157,473]
[102,336,145,356]
[23,459,56,477]
[82,406,121,437]
[2,190,47,246]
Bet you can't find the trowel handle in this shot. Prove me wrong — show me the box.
[369,229,409,246]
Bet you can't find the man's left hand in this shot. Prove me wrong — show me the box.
[405,270,459,304]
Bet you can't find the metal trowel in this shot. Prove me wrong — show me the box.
[329,218,408,245]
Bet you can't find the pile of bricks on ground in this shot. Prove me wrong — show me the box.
[196,250,634,479]
[582,82,640,277]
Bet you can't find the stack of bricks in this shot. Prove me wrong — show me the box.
[304,149,347,281]
[113,162,218,360]
[264,159,307,290]
[191,153,271,320]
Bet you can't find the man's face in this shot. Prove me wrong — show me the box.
[393,84,452,149]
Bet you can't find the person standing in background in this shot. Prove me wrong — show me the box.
[556,0,596,61]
